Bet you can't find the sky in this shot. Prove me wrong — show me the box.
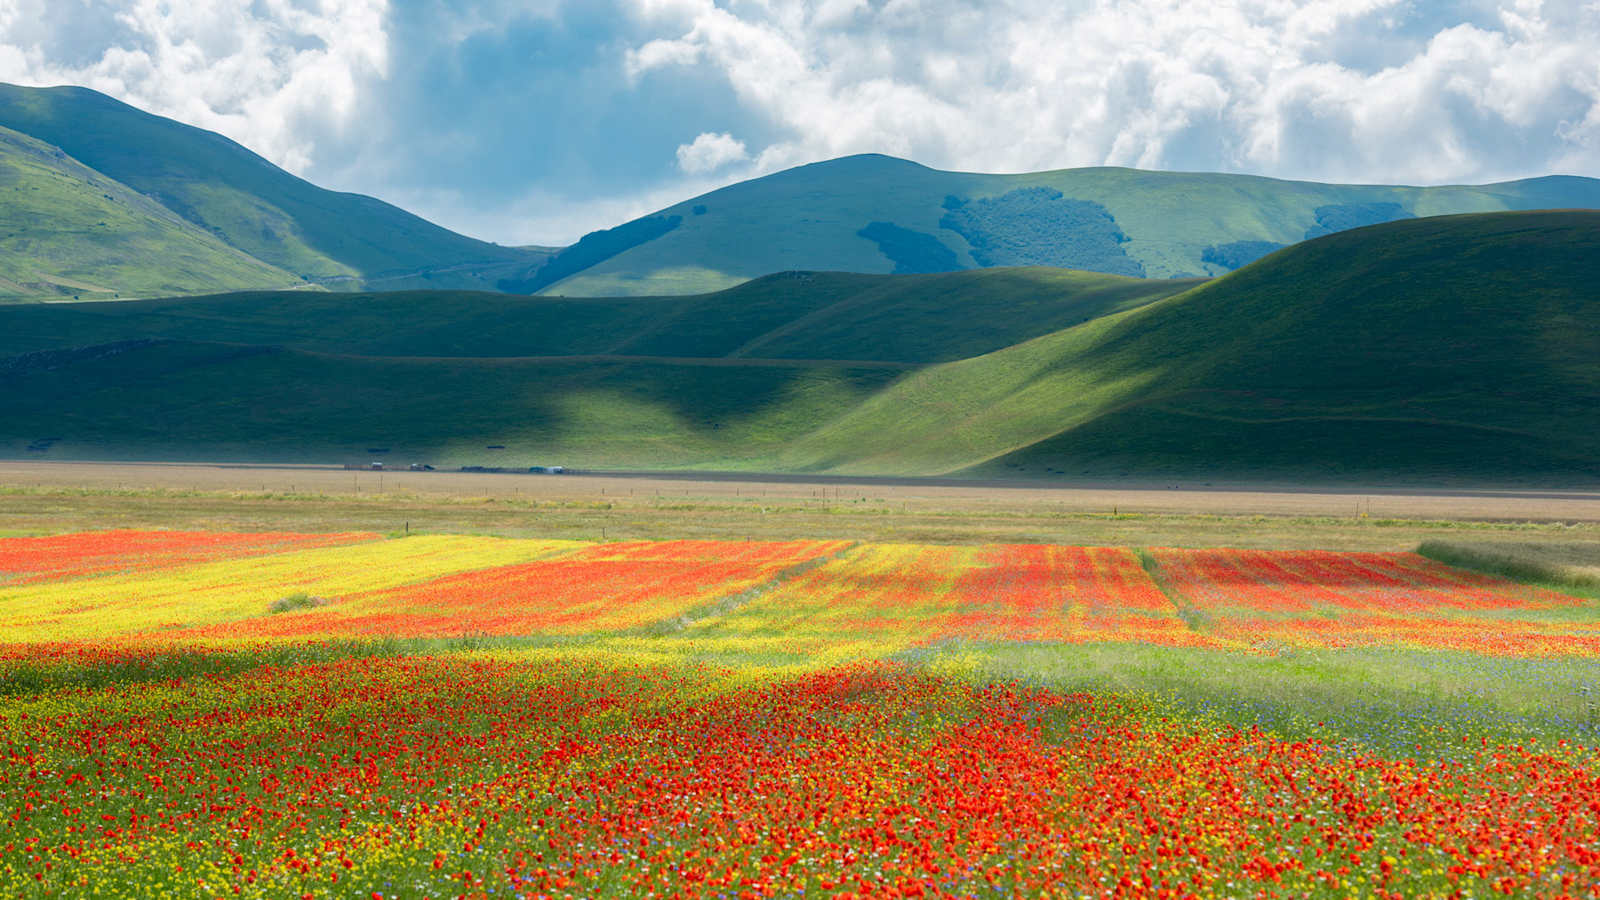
[0,0,1596,246]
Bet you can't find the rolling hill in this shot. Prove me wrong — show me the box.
[0,125,299,301]
[772,211,1600,481]
[529,154,1600,296]
[0,83,545,294]
[0,267,1190,466]
[0,341,907,468]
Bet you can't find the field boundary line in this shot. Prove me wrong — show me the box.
[635,542,860,636]
[1134,548,1211,632]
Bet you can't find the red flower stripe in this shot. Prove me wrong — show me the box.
[1151,548,1597,655]
[187,540,847,639]
[0,530,377,585]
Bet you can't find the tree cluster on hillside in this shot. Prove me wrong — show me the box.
[1201,240,1285,270]
[1304,202,1413,239]
[498,216,682,294]
[940,188,1145,277]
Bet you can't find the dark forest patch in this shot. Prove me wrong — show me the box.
[939,188,1144,277]
[1201,240,1286,270]
[1305,202,1414,239]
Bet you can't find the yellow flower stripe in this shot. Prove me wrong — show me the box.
[0,535,586,642]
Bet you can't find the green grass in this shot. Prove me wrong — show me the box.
[1417,540,1600,598]
[910,641,1600,757]
[0,634,578,697]
[0,266,1179,470]
[542,153,1600,295]
[0,125,299,300]
[775,211,1600,482]
[0,83,541,288]
[0,267,1190,364]
[0,341,905,468]
[268,592,328,614]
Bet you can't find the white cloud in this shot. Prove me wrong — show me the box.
[0,0,389,174]
[675,131,749,173]
[625,37,702,80]
[618,0,1600,186]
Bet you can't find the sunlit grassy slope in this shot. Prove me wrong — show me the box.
[0,267,1192,364]
[0,125,298,300]
[0,84,539,288]
[775,211,1599,481]
[544,154,1600,295]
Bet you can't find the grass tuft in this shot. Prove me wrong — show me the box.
[268,592,329,614]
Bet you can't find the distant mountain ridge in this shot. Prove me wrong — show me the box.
[533,154,1600,296]
[1,82,1597,304]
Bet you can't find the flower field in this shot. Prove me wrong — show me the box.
[193,540,850,640]
[2,529,1599,898]
[0,530,376,586]
[1149,548,1600,655]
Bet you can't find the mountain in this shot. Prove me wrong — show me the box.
[0,124,298,300]
[772,211,1600,481]
[0,84,544,293]
[4,82,1592,306]
[0,211,1594,483]
[527,154,1600,296]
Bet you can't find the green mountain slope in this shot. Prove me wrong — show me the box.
[0,125,299,300]
[537,154,1600,296]
[771,211,1600,481]
[0,267,1193,364]
[0,84,537,285]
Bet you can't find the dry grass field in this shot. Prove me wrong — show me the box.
[2,460,1596,554]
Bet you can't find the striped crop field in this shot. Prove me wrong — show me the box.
[1,531,1598,898]
[1149,547,1600,655]
[194,539,849,639]
[0,535,576,642]
[0,529,377,586]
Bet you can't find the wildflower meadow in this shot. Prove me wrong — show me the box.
[1,530,1597,898]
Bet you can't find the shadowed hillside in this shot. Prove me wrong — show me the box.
[0,268,1193,365]
[0,341,906,468]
